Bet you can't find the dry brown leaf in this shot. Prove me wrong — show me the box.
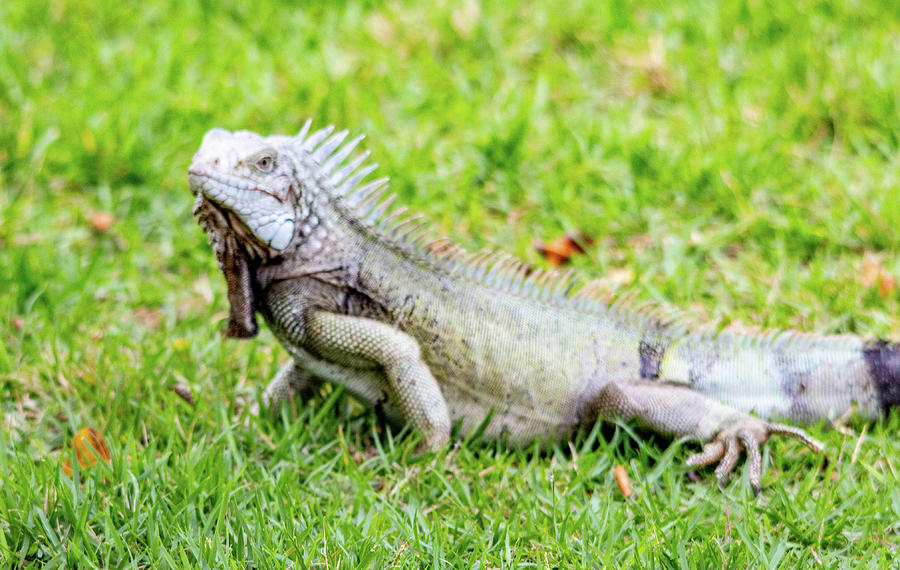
[534,231,593,266]
[880,273,896,297]
[860,254,896,296]
[88,211,114,232]
[62,427,111,476]
[613,464,633,497]
[169,383,195,406]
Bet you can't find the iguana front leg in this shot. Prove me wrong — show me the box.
[305,311,452,450]
[262,360,320,408]
[595,380,824,493]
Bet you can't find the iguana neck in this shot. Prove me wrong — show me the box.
[255,190,362,292]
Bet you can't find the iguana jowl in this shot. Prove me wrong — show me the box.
[189,122,900,493]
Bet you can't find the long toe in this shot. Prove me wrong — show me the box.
[685,440,725,467]
[714,437,740,487]
[769,423,825,453]
[738,430,763,495]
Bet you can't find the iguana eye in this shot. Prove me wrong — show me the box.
[255,154,275,173]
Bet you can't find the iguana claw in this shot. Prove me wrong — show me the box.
[685,420,824,494]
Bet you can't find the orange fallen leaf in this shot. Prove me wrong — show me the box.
[613,464,632,497]
[879,273,896,297]
[534,231,593,267]
[62,427,111,476]
[859,255,896,296]
[88,211,115,232]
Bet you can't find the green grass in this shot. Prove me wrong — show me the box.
[2,0,900,566]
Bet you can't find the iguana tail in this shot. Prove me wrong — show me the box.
[652,331,900,423]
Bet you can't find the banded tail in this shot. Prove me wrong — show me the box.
[644,331,900,423]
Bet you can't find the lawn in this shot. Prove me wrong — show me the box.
[2,0,900,566]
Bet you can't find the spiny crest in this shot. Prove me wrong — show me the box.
[292,119,622,310]
[288,121,866,350]
[720,324,861,351]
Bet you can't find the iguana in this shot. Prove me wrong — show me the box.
[188,121,900,493]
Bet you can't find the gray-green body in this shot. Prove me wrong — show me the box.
[190,122,899,491]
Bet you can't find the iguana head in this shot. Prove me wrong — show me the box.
[188,128,299,251]
[189,123,374,337]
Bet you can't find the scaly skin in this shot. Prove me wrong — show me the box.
[189,123,900,492]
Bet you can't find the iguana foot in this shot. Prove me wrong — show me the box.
[592,380,825,493]
[685,419,824,494]
[248,360,319,418]
[263,361,316,409]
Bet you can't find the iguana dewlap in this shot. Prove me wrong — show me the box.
[188,122,900,493]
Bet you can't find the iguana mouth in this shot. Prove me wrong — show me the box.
[189,167,296,250]
[193,194,272,261]
[187,167,283,203]
[187,170,207,196]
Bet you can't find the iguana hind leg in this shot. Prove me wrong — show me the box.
[306,311,452,450]
[594,380,824,493]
